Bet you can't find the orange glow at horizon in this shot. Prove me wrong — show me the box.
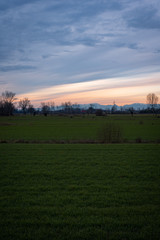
[16,74,160,107]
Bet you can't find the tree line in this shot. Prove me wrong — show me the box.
[0,90,159,116]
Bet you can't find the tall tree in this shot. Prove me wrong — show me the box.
[111,101,117,114]
[61,102,72,114]
[49,101,55,114]
[27,104,35,115]
[41,102,50,116]
[40,101,55,116]
[147,93,158,113]
[18,98,31,114]
[0,91,16,115]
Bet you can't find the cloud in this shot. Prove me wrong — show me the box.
[0,0,40,11]
[0,80,6,84]
[0,0,160,104]
[0,65,36,72]
[125,7,160,29]
[16,73,160,103]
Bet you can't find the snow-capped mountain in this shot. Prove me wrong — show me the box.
[122,103,148,110]
[78,103,153,110]
[55,103,160,111]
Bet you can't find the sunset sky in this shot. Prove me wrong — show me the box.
[0,0,160,106]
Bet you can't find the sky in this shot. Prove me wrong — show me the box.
[0,0,160,106]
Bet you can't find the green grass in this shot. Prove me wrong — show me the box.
[0,144,160,240]
[0,115,160,142]
[0,115,159,239]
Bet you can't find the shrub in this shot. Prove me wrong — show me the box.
[98,122,122,143]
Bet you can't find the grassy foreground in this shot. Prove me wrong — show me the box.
[0,144,160,240]
[0,115,160,142]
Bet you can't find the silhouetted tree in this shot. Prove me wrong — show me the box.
[129,107,134,117]
[40,101,55,116]
[147,93,159,114]
[0,91,16,115]
[87,104,95,114]
[41,102,50,116]
[111,101,117,114]
[18,98,31,114]
[49,101,55,114]
[61,102,72,114]
[72,103,81,114]
[28,104,36,115]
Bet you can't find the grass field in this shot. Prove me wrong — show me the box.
[0,115,160,239]
[0,144,160,240]
[0,115,160,142]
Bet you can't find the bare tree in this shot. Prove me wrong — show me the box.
[87,104,95,114]
[49,101,55,114]
[61,101,72,114]
[129,107,134,117]
[28,104,36,115]
[111,101,117,114]
[40,101,55,116]
[147,93,159,113]
[2,91,16,103]
[72,103,81,114]
[18,98,31,114]
[41,102,50,116]
[0,91,16,115]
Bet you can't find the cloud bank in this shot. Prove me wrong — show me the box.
[0,0,160,104]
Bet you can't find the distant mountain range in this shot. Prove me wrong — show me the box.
[75,103,160,111]
[55,103,160,111]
